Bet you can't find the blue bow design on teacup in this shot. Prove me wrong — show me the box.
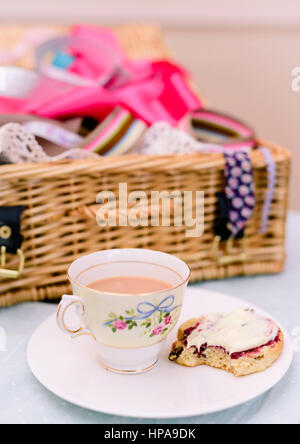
[136,296,179,320]
[104,295,180,326]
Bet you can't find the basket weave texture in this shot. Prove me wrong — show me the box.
[0,25,291,307]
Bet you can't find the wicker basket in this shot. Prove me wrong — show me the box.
[0,25,291,307]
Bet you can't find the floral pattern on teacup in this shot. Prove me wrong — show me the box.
[104,295,180,338]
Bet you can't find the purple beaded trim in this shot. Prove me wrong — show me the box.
[259,146,277,234]
[224,149,256,237]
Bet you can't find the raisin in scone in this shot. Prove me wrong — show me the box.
[169,308,283,377]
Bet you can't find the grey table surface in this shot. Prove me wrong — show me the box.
[0,211,299,425]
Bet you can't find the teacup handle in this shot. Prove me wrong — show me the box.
[57,295,96,340]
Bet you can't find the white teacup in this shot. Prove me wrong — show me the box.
[57,249,190,374]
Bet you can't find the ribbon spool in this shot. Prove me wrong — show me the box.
[180,109,256,149]
[35,35,122,87]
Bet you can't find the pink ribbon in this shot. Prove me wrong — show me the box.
[0,26,202,126]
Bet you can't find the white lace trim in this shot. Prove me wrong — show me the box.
[130,122,220,155]
[0,123,97,164]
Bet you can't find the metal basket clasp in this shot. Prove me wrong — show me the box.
[213,235,248,265]
[0,246,25,279]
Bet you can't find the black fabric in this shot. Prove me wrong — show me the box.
[214,193,244,241]
[0,206,26,254]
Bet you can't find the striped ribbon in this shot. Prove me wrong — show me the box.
[179,109,255,149]
[84,106,147,156]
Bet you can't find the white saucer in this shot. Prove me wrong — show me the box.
[27,288,293,419]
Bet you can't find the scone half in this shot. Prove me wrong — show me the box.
[169,313,284,377]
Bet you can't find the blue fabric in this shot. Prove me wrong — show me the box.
[0,211,299,424]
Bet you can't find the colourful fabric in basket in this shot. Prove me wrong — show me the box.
[84,107,147,156]
[0,26,202,126]
[31,61,200,126]
[224,150,256,237]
